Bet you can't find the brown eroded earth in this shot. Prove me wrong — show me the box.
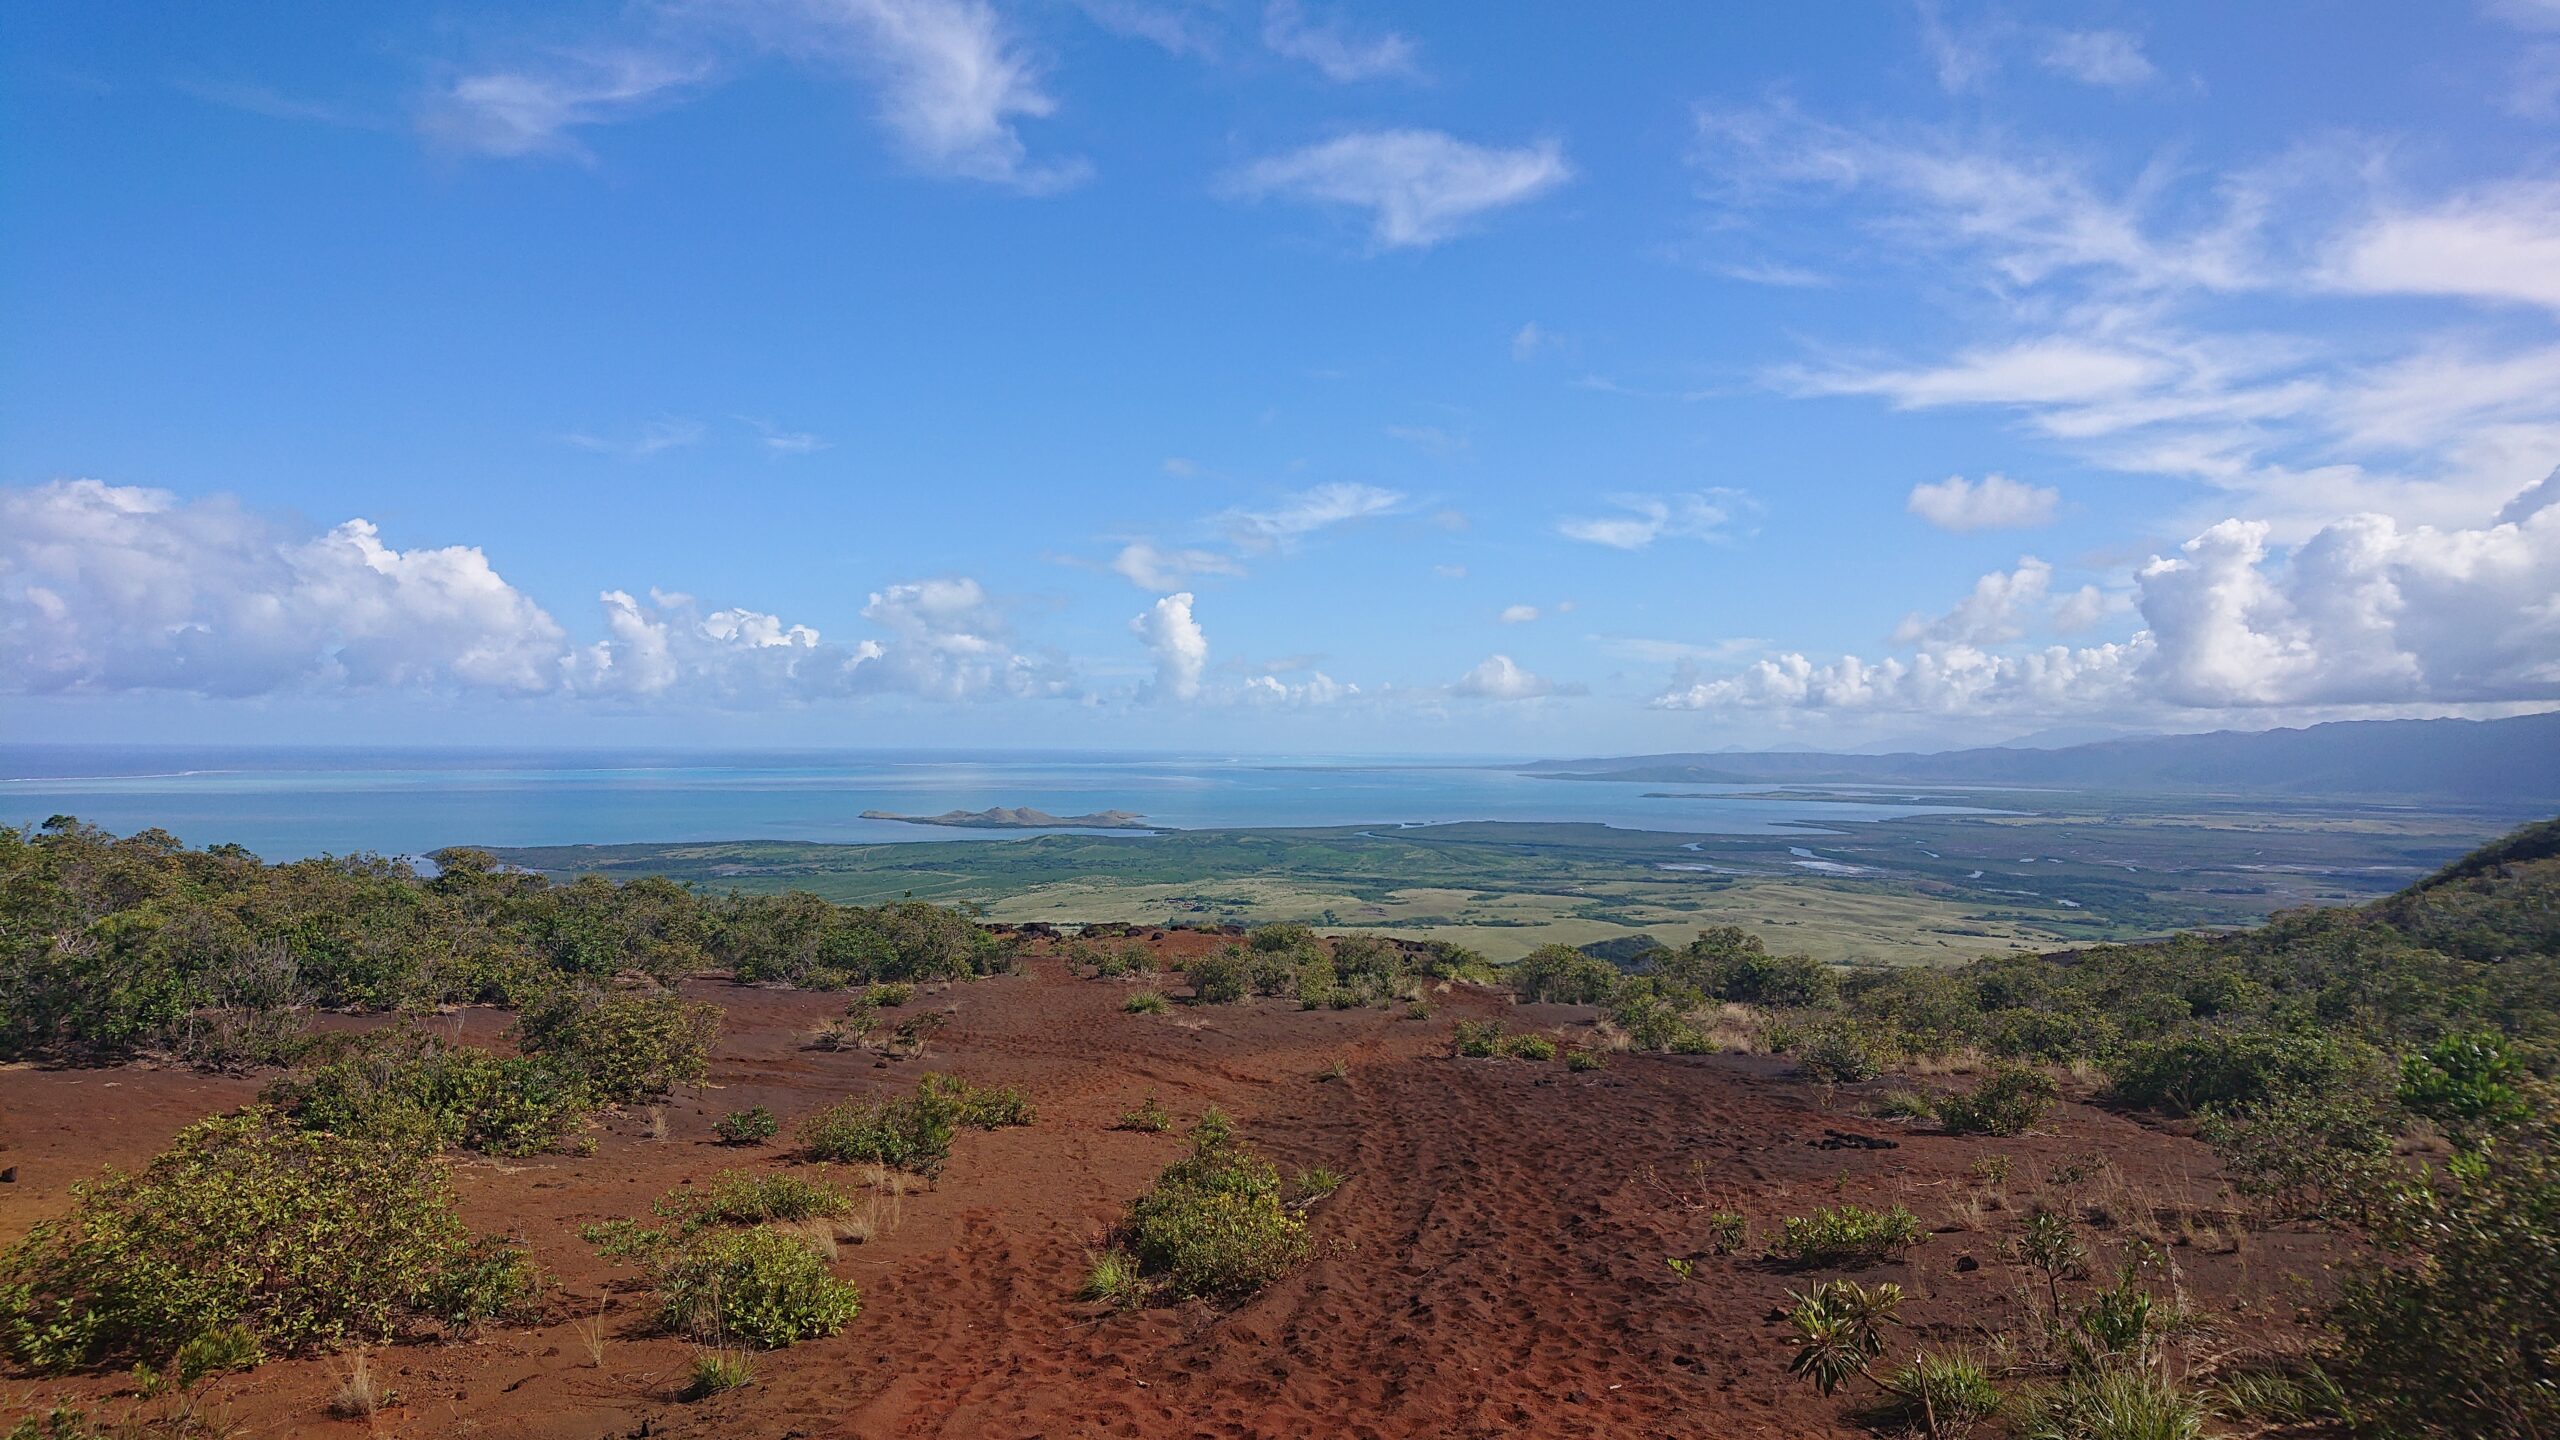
[0,940,2337,1439]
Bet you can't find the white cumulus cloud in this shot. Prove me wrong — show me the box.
[1131,591,1208,701]
[1907,474,2060,531]
[1109,541,1245,590]
[1450,653,1561,700]
[2,480,568,697]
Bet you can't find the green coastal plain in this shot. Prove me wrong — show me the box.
[493,788,2519,965]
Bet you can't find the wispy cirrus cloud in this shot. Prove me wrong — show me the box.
[560,418,707,459]
[1225,129,1570,249]
[1218,481,1407,549]
[1260,0,1419,81]
[422,0,1083,190]
[1557,491,1752,550]
[422,48,713,161]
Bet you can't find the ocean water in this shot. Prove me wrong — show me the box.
[0,746,1984,861]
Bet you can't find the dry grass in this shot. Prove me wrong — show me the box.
[329,1349,386,1419]
[573,1301,609,1367]
[1906,1046,1990,1078]
[774,1216,842,1261]
[644,1107,670,1143]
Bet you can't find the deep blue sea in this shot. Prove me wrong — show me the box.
[0,746,1983,861]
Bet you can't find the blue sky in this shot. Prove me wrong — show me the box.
[5,0,2558,755]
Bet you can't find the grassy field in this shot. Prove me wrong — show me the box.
[490,792,2529,965]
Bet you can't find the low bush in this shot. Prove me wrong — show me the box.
[2329,1118,2560,1439]
[1874,1089,1939,1121]
[797,1075,1033,1177]
[1769,1203,1924,1269]
[1793,1021,1887,1084]
[1705,1211,1750,1255]
[2395,1029,2535,1141]
[1500,1033,1558,1061]
[2106,1030,2373,1116]
[0,1108,530,1370]
[1185,951,1248,1005]
[1509,945,1621,1005]
[1565,1047,1606,1072]
[1451,1019,1506,1057]
[263,1026,594,1158]
[1937,1065,2057,1137]
[654,1226,859,1348]
[1117,1093,1175,1132]
[865,982,915,1008]
[1882,1350,2003,1437]
[713,1106,780,1147]
[799,1092,956,1175]
[1118,1111,1310,1301]
[1124,990,1168,1014]
[664,1170,853,1229]
[919,1072,1037,1129]
[513,984,721,1103]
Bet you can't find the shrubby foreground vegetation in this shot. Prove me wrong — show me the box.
[0,817,1014,1067]
[0,817,1016,1390]
[1556,817,2560,1439]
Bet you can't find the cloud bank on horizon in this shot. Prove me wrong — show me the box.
[4,1,2558,749]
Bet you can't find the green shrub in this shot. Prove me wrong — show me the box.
[263,1027,594,1157]
[798,1092,957,1175]
[655,1227,859,1348]
[513,984,721,1103]
[865,982,915,1007]
[2396,1029,2534,1140]
[1705,1211,1750,1255]
[1119,1111,1310,1301]
[919,1072,1037,1128]
[664,1170,852,1229]
[2200,1084,2397,1223]
[1451,1019,1506,1057]
[1247,923,1318,953]
[1769,1204,1923,1268]
[1500,1033,1558,1061]
[0,1108,529,1370]
[1565,1048,1606,1072]
[797,1075,1030,1176]
[713,1106,780,1146]
[1124,990,1169,1014]
[1116,1092,1175,1132]
[1873,1089,1938,1121]
[2107,1030,2372,1116]
[1185,950,1248,1005]
[2329,1120,2560,1439]
[1509,945,1620,1005]
[1794,1021,1887,1084]
[1937,1064,2057,1137]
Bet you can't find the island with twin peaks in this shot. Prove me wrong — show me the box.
[859,805,1151,830]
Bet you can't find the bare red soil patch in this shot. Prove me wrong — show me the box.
[1,953,2334,1438]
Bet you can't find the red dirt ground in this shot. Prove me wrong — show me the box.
[0,947,2338,1439]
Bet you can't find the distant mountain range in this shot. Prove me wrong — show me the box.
[1523,711,2560,806]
